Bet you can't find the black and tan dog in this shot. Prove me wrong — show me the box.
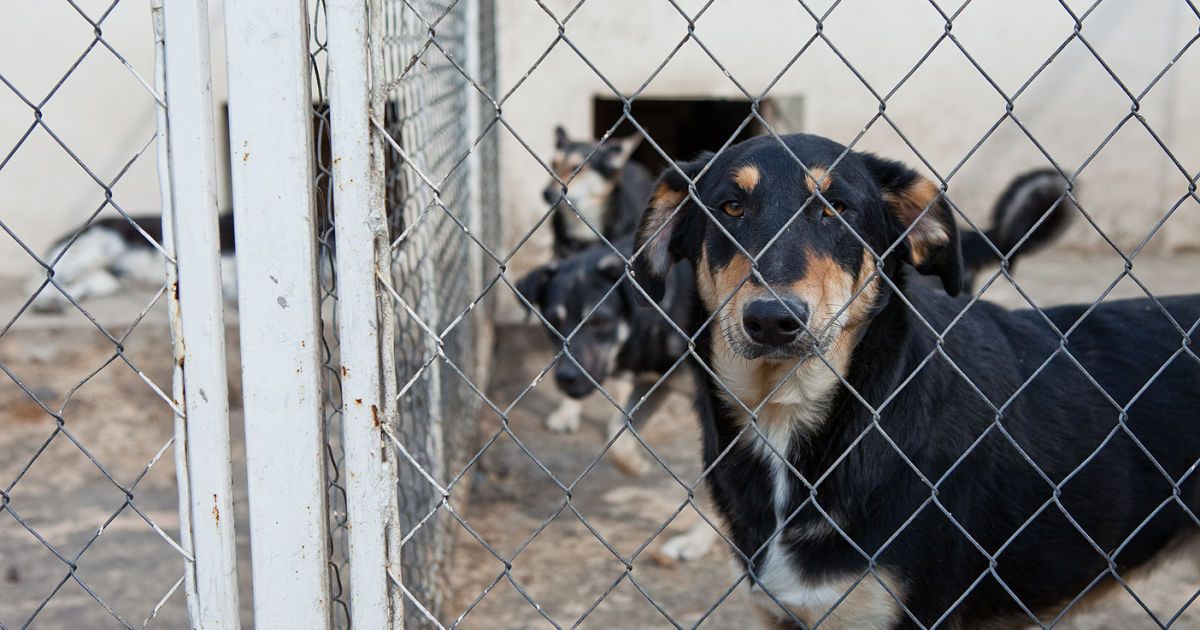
[632,133,1200,628]
[517,169,1071,566]
[543,126,654,258]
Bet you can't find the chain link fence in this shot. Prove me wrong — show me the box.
[373,1,501,624]
[0,2,205,627]
[368,0,1200,628]
[3,1,1200,628]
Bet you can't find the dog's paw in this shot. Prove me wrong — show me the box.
[652,523,717,567]
[545,401,582,433]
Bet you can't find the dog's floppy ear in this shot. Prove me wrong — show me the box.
[632,153,712,302]
[514,262,557,311]
[554,125,569,150]
[865,155,963,296]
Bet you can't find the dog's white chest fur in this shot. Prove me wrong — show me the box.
[716,355,842,520]
[714,353,902,626]
[560,170,611,242]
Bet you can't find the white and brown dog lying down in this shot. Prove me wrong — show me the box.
[515,169,1071,568]
[24,214,236,314]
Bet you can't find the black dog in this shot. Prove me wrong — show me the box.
[516,237,693,465]
[632,133,1200,628]
[516,168,1069,565]
[517,237,718,563]
[543,126,654,258]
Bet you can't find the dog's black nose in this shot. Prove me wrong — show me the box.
[543,186,561,205]
[742,298,809,346]
[555,362,593,398]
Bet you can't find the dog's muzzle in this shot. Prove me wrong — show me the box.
[743,297,809,346]
[555,361,596,399]
[735,296,816,358]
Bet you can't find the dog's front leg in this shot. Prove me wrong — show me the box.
[545,396,585,433]
[606,373,674,477]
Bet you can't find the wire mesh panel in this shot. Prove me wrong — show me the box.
[371,0,501,625]
[353,0,1200,629]
[0,2,236,627]
[308,3,355,626]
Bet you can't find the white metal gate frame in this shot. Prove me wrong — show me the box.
[159,1,481,627]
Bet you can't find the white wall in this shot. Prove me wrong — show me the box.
[0,1,230,282]
[4,1,1197,288]
[496,0,1200,283]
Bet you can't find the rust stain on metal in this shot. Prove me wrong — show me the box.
[212,493,220,525]
[354,398,363,405]
[371,404,380,427]
[341,366,348,377]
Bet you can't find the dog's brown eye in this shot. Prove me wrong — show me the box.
[822,201,846,218]
[722,201,744,218]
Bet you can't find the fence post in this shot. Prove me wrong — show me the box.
[224,1,333,627]
[159,2,243,628]
[327,0,405,627]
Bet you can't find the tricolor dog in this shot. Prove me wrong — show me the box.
[543,126,654,258]
[517,168,1071,567]
[632,133,1200,628]
[517,236,695,475]
[26,215,236,313]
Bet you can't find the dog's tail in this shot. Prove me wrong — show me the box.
[961,169,1075,275]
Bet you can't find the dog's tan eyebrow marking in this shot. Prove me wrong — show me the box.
[805,167,832,194]
[733,165,761,193]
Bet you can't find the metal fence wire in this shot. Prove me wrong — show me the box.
[361,1,1200,629]
[370,0,501,626]
[2,0,1200,628]
[308,2,355,626]
[0,2,199,627]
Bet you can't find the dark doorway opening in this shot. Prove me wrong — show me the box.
[592,97,771,174]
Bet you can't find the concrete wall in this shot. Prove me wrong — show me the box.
[4,1,1197,288]
[0,1,231,283]
[496,0,1200,286]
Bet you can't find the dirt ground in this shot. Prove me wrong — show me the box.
[0,286,254,629]
[444,251,1200,629]
[2,251,1199,629]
